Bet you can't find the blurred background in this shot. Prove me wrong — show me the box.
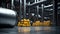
[0,0,60,34]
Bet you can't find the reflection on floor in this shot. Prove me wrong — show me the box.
[18,26,56,34]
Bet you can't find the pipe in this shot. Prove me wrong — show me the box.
[11,0,14,9]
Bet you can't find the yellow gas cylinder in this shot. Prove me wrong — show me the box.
[18,22,20,26]
[27,19,31,26]
[23,24,27,27]
[35,21,40,23]
[43,20,50,26]
[32,21,38,26]
[34,23,37,26]
[21,19,31,27]
[40,22,43,26]
[32,22,36,26]
[32,21,40,26]
[35,21,41,26]
[27,19,30,23]
[47,20,51,26]
[21,19,24,23]
[21,19,27,23]
[32,23,35,26]
[18,22,23,27]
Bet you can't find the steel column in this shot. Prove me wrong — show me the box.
[19,0,22,20]
[41,4,44,22]
[53,0,58,26]
[28,2,30,19]
[36,6,39,20]
[23,0,26,18]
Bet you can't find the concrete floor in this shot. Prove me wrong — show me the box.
[0,26,59,34]
[18,26,56,34]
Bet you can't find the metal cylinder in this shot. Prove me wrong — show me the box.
[0,8,17,28]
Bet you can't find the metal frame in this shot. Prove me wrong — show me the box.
[18,0,58,26]
[27,0,46,7]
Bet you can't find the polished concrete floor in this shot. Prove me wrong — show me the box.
[18,26,56,34]
[0,26,59,34]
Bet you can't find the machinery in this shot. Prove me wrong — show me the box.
[0,8,17,28]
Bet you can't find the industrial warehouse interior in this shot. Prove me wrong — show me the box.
[0,0,60,34]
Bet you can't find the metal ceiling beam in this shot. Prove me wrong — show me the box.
[27,0,60,7]
[44,7,60,11]
[39,2,60,9]
[27,0,46,7]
